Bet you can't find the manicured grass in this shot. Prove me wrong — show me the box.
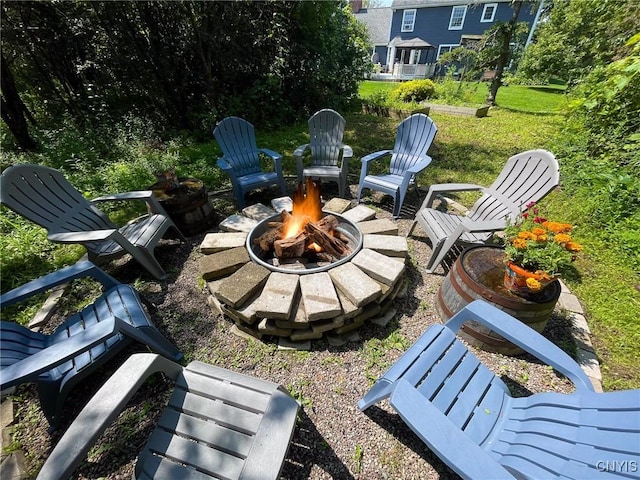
[358,80,398,98]
[359,80,569,113]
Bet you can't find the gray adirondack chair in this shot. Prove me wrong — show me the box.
[0,261,182,428]
[213,116,287,209]
[295,109,352,197]
[357,113,437,218]
[0,164,186,280]
[37,353,300,480]
[359,300,640,480]
[408,149,560,273]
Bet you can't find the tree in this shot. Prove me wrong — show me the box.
[482,1,530,105]
[0,54,37,150]
[1,0,370,146]
[438,1,534,105]
[518,0,640,85]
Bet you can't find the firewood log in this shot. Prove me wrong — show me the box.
[274,231,307,258]
[305,222,351,258]
[254,226,283,252]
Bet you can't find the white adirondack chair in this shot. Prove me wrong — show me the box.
[294,109,352,197]
[357,113,437,218]
[408,149,560,273]
[0,164,186,280]
[36,353,299,480]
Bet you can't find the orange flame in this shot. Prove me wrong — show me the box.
[283,179,323,238]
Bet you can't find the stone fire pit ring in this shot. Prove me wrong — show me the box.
[199,200,410,348]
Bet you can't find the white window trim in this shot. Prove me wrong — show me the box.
[401,9,416,32]
[437,44,460,59]
[448,5,467,30]
[481,3,498,22]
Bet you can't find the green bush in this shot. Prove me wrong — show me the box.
[432,72,483,105]
[390,79,436,103]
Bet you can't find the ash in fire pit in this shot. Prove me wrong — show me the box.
[247,179,363,273]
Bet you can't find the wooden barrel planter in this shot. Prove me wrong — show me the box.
[150,178,218,237]
[435,246,561,355]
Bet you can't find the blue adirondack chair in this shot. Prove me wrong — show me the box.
[213,116,287,209]
[0,164,186,281]
[357,113,437,218]
[37,353,299,480]
[408,149,560,273]
[359,300,640,480]
[0,261,182,428]
[294,109,352,197]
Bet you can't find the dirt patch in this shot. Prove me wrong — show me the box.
[10,182,576,479]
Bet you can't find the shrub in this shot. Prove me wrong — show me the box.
[390,79,436,103]
[432,72,483,105]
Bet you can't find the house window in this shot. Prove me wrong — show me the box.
[437,44,459,59]
[481,3,497,22]
[448,5,467,30]
[401,9,416,32]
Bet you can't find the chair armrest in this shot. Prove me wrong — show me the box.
[446,301,595,392]
[0,261,120,307]
[48,229,118,244]
[258,148,282,161]
[91,191,153,202]
[361,150,392,166]
[390,379,516,480]
[342,145,353,158]
[216,158,239,184]
[0,317,122,390]
[91,191,167,215]
[293,144,310,158]
[405,155,432,175]
[420,183,485,210]
[398,156,434,194]
[35,353,182,480]
[458,217,507,233]
[216,157,232,172]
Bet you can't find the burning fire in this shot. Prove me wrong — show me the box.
[283,178,323,239]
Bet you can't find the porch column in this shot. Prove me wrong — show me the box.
[387,46,396,74]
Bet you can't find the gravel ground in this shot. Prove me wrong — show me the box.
[11,182,576,479]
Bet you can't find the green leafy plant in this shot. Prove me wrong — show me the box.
[390,79,436,103]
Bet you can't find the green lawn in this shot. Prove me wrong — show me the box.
[359,80,569,113]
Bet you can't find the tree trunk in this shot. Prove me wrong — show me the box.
[0,54,37,150]
[486,0,523,106]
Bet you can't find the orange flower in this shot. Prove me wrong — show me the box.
[518,231,536,240]
[526,278,542,291]
[535,234,548,243]
[512,238,528,249]
[543,221,573,233]
[554,233,571,245]
[531,227,547,236]
[566,241,583,252]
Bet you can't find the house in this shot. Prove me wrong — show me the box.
[353,0,539,80]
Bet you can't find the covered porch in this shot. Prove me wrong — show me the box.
[385,36,437,80]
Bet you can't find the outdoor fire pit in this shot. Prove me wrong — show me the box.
[247,211,363,274]
[199,183,409,347]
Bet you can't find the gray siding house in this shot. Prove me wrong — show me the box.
[354,0,539,80]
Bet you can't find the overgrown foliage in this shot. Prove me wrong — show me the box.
[1,1,370,148]
[555,34,640,270]
[518,0,640,85]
